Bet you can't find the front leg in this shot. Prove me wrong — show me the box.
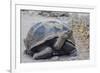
[33,47,53,60]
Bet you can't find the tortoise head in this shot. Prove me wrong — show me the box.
[59,30,72,39]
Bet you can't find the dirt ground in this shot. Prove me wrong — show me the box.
[20,10,89,63]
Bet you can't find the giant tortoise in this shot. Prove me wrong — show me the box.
[24,20,77,60]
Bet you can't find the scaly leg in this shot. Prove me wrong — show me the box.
[33,47,53,60]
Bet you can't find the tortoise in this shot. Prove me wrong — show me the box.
[24,20,77,60]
